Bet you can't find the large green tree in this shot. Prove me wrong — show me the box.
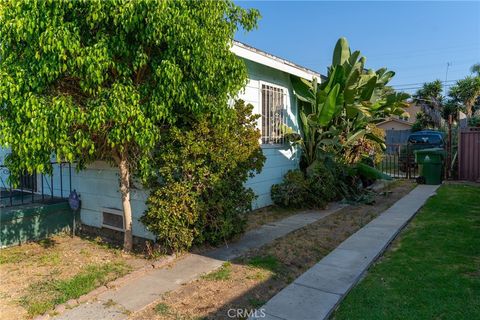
[0,0,259,250]
[448,76,480,117]
[412,80,444,127]
[471,63,480,77]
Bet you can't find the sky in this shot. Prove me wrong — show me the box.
[235,1,480,95]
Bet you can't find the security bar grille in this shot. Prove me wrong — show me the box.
[261,84,287,144]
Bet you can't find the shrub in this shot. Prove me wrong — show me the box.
[306,162,337,206]
[143,182,199,252]
[271,156,367,209]
[141,100,265,252]
[468,114,480,127]
[330,160,362,199]
[271,170,310,208]
[272,161,346,209]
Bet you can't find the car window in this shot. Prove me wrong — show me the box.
[408,134,442,144]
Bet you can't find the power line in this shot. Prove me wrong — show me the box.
[391,79,460,88]
[393,84,455,91]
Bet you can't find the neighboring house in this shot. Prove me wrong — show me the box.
[1,41,322,241]
[377,103,421,131]
[377,103,421,148]
[377,118,413,131]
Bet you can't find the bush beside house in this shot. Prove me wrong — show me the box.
[141,101,265,252]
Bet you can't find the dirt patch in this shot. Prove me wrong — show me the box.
[0,234,149,319]
[131,180,416,320]
[245,206,298,232]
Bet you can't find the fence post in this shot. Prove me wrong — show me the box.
[458,128,462,179]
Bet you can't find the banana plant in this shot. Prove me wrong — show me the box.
[289,37,410,166]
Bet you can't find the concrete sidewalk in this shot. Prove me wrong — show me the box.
[52,203,345,320]
[251,184,439,320]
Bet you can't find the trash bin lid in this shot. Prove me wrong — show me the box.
[414,148,445,164]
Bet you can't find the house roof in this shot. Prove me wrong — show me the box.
[231,40,323,82]
[377,118,413,127]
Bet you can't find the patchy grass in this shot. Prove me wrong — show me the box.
[333,184,480,319]
[246,206,297,231]
[20,262,131,316]
[247,255,281,273]
[202,262,232,281]
[0,234,148,319]
[0,246,31,265]
[247,297,266,309]
[154,303,170,315]
[38,252,61,265]
[132,180,416,320]
[103,299,117,308]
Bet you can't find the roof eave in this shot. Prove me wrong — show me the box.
[231,40,322,82]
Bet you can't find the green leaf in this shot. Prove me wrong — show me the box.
[360,76,378,101]
[290,75,315,104]
[318,84,340,126]
[344,68,360,104]
[332,37,350,66]
[345,129,366,145]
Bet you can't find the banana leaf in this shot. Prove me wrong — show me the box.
[356,163,392,180]
[290,75,315,104]
[360,76,377,101]
[365,132,386,150]
[345,129,366,145]
[332,37,350,66]
[318,84,340,126]
[348,50,362,66]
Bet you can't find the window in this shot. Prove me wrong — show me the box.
[408,134,443,145]
[102,208,124,231]
[261,84,287,144]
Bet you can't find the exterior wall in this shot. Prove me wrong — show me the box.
[240,59,300,208]
[71,162,155,240]
[377,120,412,131]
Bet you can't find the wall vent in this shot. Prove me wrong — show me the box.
[102,207,124,231]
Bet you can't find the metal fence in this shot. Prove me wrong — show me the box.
[0,162,72,208]
[377,144,419,179]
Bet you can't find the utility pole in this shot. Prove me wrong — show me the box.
[444,62,451,93]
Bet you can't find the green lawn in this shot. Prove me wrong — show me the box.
[333,184,480,320]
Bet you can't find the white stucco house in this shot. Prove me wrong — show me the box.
[1,41,322,241]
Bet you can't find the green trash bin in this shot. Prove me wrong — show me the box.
[414,148,446,185]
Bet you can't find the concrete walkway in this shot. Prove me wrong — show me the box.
[251,184,440,320]
[52,204,345,320]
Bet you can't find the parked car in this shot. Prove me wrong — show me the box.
[399,130,445,172]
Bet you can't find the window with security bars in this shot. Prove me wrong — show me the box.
[261,84,287,144]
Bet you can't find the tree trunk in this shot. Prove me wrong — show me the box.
[466,102,472,118]
[118,154,133,251]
